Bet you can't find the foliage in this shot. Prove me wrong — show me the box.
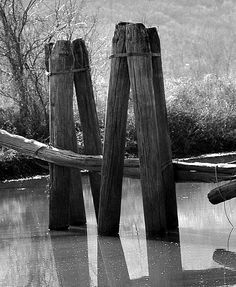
[167,76,236,157]
[120,76,236,158]
[0,151,48,181]
[0,0,105,139]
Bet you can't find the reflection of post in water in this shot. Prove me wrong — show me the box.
[98,236,130,287]
[50,229,90,286]
[24,196,56,286]
[98,234,184,287]
[147,234,183,287]
[97,242,109,287]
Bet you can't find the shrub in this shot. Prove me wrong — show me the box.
[167,76,236,157]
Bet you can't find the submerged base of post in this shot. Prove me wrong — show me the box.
[49,165,71,230]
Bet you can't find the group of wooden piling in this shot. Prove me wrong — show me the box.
[0,21,234,237]
[99,22,179,237]
[45,38,102,230]
[44,22,179,238]
[0,21,234,236]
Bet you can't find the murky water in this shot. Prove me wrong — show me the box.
[1,176,236,287]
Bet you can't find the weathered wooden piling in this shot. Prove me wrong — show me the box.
[72,39,102,220]
[126,23,167,237]
[69,127,86,226]
[48,40,85,230]
[147,27,178,230]
[98,23,130,236]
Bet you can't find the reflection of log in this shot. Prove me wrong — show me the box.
[1,129,236,183]
[208,180,236,204]
[183,268,236,286]
[213,249,236,270]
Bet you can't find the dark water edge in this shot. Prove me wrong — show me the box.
[1,176,236,286]
[0,154,49,181]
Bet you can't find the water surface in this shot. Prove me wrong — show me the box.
[0,176,236,286]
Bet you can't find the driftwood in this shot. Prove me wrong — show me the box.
[175,161,236,182]
[208,180,236,204]
[1,129,236,183]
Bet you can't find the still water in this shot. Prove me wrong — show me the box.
[1,176,236,287]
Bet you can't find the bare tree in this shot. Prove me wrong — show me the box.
[0,0,105,138]
[0,0,49,136]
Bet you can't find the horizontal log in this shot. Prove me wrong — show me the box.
[175,161,236,182]
[180,151,236,164]
[0,129,138,177]
[1,129,236,183]
[208,180,236,204]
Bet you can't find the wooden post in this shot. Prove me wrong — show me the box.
[126,23,167,237]
[72,38,102,220]
[98,23,130,236]
[48,40,85,230]
[69,128,86,226]
[147,27,178,230]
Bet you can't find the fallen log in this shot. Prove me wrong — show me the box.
[0,129,138,177]
[180,151,236,164]
[174,161,236,183]
[208,180,236,204]
[1,129,236,183]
